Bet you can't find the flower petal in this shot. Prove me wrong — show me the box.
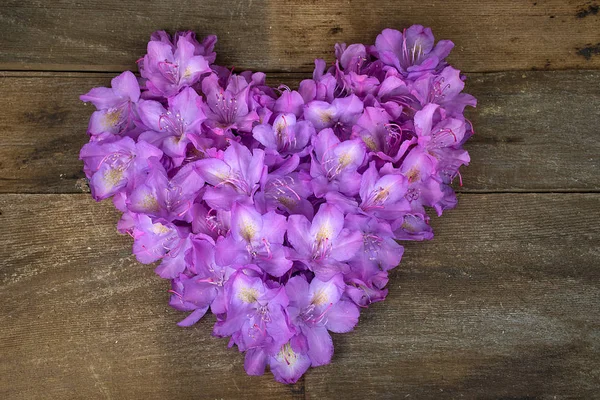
[270,343,311,384]
[194,158,231,186]
[231,202,263,243]
[244,348,268,376]
[325,300,360,333]
[286,214,312,257]
[310,203,344,242]
[177,306,209,327]
[111,70,140,103]
[309,273,345,308]
[304,325,333,367]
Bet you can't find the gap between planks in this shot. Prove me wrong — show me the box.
[3,66,600,75]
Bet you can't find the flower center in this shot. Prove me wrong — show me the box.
[159,110,187,137]
[405,167,420,183]
[214,90,239,126]
[103,168,124,187]
[240,218,258,242]
[312,235,331,260]
[362,186,390,210]
[278,343,298,366]
[141,194,160,212]
[238,287,259,303]
[158,60,180,84]
[103,107,123,129]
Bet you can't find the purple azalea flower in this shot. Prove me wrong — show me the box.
[79,136,162,200]
[285,274,360,367]
[252,113,315,158]
[413,104,470,172]
[399,146,445,215]
[298,59,337,103]
[333,43,382,98]
[359,161,410,220]
[194,140,265,209]
[80,71,141,138]
[267,339,312,384]
[191,202,231,239]
[309,128,366,197]
[335,43,368,74]
[391,213,434,241]
[127,158,204,222]
[168,275,211,327]
[411,66,477,116]
[255,156,314,219]
[287,203,362,280]
[340,70,381,98]
[344,266,390,307]
[273,90,305,117]
[374,74,412,119]
[334,41,386,80]
[213,269,293,354]
[414,104,467,151]
[304,94,364,138]
[147,31,217,64]
[139,33,212,97]
[375,25,454,78]
[130,215,193,279]
[351,106,415,164]
[345,214,404,271]
[341,216,401,308]
[137,87,206,164]
[214,202,292,277]
[168,234,235,326]
[200,73,260,136]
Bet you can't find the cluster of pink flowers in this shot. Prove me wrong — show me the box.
[80,27,475,383]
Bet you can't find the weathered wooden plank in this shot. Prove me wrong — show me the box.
[1,1,599,72]
[307,193,600,399]
[1,70,599,193]
[0,193,598,398]
[0,194,305,400]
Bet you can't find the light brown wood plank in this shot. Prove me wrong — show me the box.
[0,193,598,398]
[1,1,599,72]
[1,70,599,193]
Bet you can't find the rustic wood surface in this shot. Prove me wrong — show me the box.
[1,0,599,398]
[1,193,598,399]
[2,0,600,72]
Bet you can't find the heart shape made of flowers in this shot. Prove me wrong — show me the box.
[79,26,476,384]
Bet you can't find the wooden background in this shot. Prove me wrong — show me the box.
[1,1,599,398]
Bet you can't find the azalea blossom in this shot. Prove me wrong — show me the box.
[138,31,213,97]
[79,26,476,384]
[80,70,141,138]
[137,87,206,164]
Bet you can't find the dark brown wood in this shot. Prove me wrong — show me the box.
[1,1,600,73]
[1,70,599,194]
[0,193,598,399]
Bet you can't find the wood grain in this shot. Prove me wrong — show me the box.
[1,70,599,194]
[0,193,598,399]
[1,1,600,73]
